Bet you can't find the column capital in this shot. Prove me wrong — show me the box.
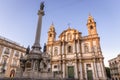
[38,10,45,16]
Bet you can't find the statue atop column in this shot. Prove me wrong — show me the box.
[15,2,53,79]
[40,2,44,10]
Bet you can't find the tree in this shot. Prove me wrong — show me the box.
[105,67,111,79]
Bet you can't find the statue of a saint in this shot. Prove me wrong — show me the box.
[26,46,30,55]
[43,43,46,52]
[40,2,44,10]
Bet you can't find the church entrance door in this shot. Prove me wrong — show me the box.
[68,66,74,78]
[87,70,93,80]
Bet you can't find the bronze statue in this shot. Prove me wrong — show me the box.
[40,2,44,10]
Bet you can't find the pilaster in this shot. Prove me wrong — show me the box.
[93,59,99,80]
[0,45,4,58]
[100,59,107,80]
[75,59,78,79]
[5,49,14,77]
[62,60,66,78]
[79,60,83,80]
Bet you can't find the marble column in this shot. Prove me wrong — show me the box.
[32,2,44,53]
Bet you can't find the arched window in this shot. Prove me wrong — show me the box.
[90,25,93,30]
[49,33,52,37]
[68,46,72,53]
[54,47,58,56]
[10,69,15,77]
[26,62,31,68]
[84,44,89,53]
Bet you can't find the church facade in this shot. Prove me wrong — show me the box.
[46,15,107,80]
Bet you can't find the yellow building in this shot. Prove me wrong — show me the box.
[46,15,107,80]
[0,35,26,77]
[109,54,120,80]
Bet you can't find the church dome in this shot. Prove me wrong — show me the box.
[59,27,81,41]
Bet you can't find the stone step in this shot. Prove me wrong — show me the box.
[0,78,78,80]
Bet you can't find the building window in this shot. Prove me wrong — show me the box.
[54,47,58,56]
[4,48,10,54]
[0,59,6,73]
[12,59,17,66]
[67,33,72,41]
[68,46,72,53]
[20,53,24,58]
[15,52,19,57]
[86,64,91,67]
[54,65,57,69]
[49,33,52,37]
[90,26,93,29]
[84,43,89,53]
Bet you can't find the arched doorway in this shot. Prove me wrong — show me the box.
[10,69,15,78]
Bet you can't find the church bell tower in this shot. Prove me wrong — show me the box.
[87,14,98,36]
[47,23,56,43]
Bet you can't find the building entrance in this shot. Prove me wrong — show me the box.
[68,66,74,78]
[87,70,93,80]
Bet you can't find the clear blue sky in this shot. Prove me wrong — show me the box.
[0,0,120,67]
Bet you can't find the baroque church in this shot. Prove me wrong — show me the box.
[46,15,107,80]
[0,2,107,80]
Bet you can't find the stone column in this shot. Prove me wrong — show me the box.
[79,60,83,80]
[100,59,107,79]
[62,60,66,78]
[74,39,78,79]
[34,10,44,47]
[50,45,53,72]
[32,2,44,54]
[60,42,62,78]
[62,40,66,78]
[93,59,99,80]
[77,39,80,53]
[75,60,78,79]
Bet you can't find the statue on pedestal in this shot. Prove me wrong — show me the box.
[40,2,44,10]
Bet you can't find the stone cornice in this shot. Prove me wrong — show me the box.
[0,38,26,52]
[82,34,99,40]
